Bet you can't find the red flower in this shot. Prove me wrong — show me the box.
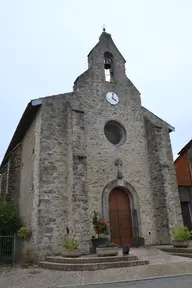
[92,212,109,237]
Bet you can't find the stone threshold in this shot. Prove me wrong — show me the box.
[159,247,192,254]
[158,246,192,259]
[159,246,192,259]
[45,255,137,264]
[171,253,192,258]
[39,259,149,271]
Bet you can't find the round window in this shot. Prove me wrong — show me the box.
[104,121,126,145]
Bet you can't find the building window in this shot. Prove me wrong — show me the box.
[104,121,126,145]
[181,202,192,230]
[104,52,114,82]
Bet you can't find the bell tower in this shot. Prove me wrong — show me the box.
[73,28,139,98]
[86,29,127,84]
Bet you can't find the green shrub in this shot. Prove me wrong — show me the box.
[17,226,31,240]
[64,237,79,250]
[0,197,21,235]
[173,226,191,241]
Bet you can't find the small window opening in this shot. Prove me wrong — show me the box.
[104,52,114,82]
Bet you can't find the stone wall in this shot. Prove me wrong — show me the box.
[7,144,21,211]
[144,109,183,243]
[162,130,184,233]
[144,118,170,243]
[31,109,41,260]
[19,116,36,228]
[0,164,8,196]
[36,95,74,259]
[70,106,90,252]
[0,145,21,210]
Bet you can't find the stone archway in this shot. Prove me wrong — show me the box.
[102,179,141,242]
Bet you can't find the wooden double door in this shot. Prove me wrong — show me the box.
[109,188,133,247]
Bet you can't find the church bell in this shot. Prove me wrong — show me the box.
[104,58,112,70]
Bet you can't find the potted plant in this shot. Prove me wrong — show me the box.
[96,241,119,257]
[91,211,109,254]
[62,236,81,257]
[172,226,191,248]
[17,226,31,240]
[17,226,32,263]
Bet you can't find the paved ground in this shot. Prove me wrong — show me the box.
[1,247,192,288]
[79,275,192,288]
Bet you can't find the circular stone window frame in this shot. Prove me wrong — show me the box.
[104,120,127,146]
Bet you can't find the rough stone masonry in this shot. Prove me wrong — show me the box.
[0,30,183,260]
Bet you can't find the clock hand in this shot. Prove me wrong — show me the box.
[112,96,117,102]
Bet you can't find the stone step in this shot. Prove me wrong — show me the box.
[170,253,192,258]
[160,247,192,254]
[45,255,138,264]
[39,259,149,271]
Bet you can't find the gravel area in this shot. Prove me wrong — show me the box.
[0,266,83,288]
[1,247,192,288]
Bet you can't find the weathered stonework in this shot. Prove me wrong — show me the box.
[0,163,8,196]
[144,113,183,244]
[7,144,21,211]
[0,30,183,260]
[0,145,21,210]
[19,115,36,228]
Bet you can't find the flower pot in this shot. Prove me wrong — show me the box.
[91,238,108,254]
[96,247,119,257]
[62,249,82,258]
[172,240,189,248]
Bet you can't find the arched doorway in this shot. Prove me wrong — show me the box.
[109,188,133,247]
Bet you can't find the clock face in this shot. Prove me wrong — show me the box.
[106,92,119,105]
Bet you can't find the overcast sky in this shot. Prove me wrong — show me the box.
[0,0,191,162]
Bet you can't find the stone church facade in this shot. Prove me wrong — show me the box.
[0,30,182,260]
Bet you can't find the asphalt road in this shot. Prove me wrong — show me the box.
[83,275,192,288]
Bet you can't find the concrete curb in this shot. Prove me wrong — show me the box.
[57,273,192,287]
